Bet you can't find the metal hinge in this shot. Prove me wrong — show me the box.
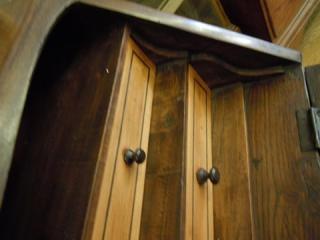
[310,108,320,149]
[297,107,320,151]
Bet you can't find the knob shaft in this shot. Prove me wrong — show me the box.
[124,148,146,165]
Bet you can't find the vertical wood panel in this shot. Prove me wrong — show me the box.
[193,77,208,240]
[245,67,320,239]
[140,59,187,240]
[186,66,213,240]
[130,47,156,240]
[211,83,253,240]
[0,20,125,240]
[85,28,132,240]
[104,39,155,240]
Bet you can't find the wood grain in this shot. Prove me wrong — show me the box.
[185,66,213,240]
[0,14,125,239]
[140,59,187,240]
[82,25,131,240]
[245,67,320,239]
[221,0,319,47]
[0,1,301,207]
[275,0,320,47]
[211,83,253,240]
[261,0,304,38]
[2,2,318,240]
[96,38,155,240]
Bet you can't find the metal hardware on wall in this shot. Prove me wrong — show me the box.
[296,108,320,151]
[310,107,320,149]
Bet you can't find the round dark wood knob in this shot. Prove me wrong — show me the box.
[209,167,220,184]
[135,148,146,164]
[196,167,220,185]
[123,148,146,165]
[196,168,209,185]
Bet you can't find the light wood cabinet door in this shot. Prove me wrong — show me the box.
[88,38,155,240]
[185,66,213,240]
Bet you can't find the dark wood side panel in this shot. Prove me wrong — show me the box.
[211,84,253,240]
[140,59,187,240]
[0,9,125,240]
[245,67,320,239]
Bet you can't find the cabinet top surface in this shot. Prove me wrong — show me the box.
[81,0,301,63]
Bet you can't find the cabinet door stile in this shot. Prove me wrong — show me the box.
[129,43,156,240]
[185,64,195,240]
[186,66,213,240]
[86,37,155,240]
[206,85,214,240]
[104,39,155,240]
[86,30,132,240]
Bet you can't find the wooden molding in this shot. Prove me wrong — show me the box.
[276,0,320,47]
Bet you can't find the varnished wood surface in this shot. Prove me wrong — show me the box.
[2,1,319,240]
[245,67,320,239]
[0,13,125,239]
[211,84,253,240]
[81,25,131,240]
[261,0,304,38]
[221,0,319,48]
[275,0,320,47]
[0,0,301,205]
[185,66,213,240]
[140,59,187,240]
[103,38,155,240]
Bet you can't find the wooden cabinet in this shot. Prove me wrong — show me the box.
[0,12,156,239]
[0,1,320,240]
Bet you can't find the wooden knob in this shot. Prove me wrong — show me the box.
[196,168,209,185]
[208,167,220,184]
[135,148,146,164]
[123,148,146,165]
[196,167,220,185]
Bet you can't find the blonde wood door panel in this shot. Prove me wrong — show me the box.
[185,66,213,240]
[86,38,155,240]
